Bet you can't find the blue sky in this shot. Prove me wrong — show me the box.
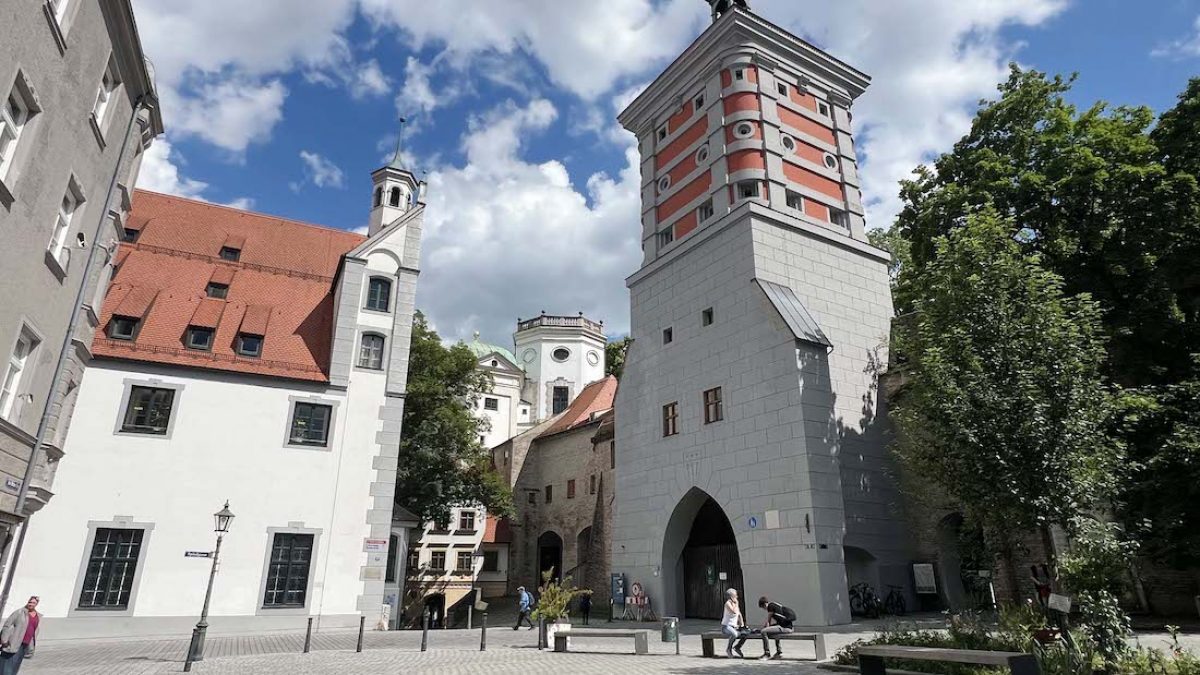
[131,0,1200,347]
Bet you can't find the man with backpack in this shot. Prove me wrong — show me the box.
[513,586,535,630]
[736,595,795,659]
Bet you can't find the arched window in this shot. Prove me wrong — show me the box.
[358,333,385,370]
[365,277,392,312]
[373,187,383,207]
[389,187,402,207]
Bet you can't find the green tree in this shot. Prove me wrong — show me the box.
[605,336,630,379]
[894,209,1116,569]
[894,66,1200,388]
[394,312,513,524]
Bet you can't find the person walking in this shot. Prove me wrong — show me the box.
[579,593,592,625]
[513,586,535,630]
[1,596,41,674]
[721,588,745,658]
[738,595,795,660]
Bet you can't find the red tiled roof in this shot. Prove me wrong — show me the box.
[538,376,618,438]
[93,190,366,382]
[483,516,512,544]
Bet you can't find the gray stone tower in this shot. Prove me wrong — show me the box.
[609,5,908,625]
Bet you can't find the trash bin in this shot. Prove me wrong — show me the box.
[662,616,678,643]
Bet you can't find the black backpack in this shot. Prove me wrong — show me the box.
[774,604,797,627]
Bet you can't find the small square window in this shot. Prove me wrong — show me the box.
[777,82,788,96]
[528,491,537,505]
[662,327,673,344]
[693,92,705,110]
[697,199,714,222]
[818,101,830,117]
[545,485,553,504]
[108,316,138,340]
[185,327,214,351]
[830,209,850,230]
[121,228,139,243]
[219,246,241,261]
[734,68,744,80]
[121,385,175,435]
[458,510,476,531]
[429,550,446,571]
[786,190,804,211]
[656,126,667,142]
[590,474,597,495]
[567,479,576,499]
[236,333,262,357]
[205,282,228,299]
[483,397,499,411]
[702,308,714,326]
[737,181,760,200]
[289,401,332,447]
[457,551,473,572]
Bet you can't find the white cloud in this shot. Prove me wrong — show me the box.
[135,139,208,198]
[416,98,642,344]
[166,77,287,154]
[299,151,346,189]
[351,59,391,98]
[1152,15,1200,59]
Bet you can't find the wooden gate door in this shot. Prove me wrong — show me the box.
[682,543,742,619]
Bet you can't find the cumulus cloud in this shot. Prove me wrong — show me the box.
[135,139,208,197]
[299,151,346,189]
[1152,15,1200,59]
[415,98,642,344]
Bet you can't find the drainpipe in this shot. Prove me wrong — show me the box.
[0,95,149,618]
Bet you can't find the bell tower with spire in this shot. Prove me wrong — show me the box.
[369,119,422,236]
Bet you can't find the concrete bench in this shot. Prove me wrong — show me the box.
[857,645,1040,675]
[700,630,827,660]
[553,628,649,655]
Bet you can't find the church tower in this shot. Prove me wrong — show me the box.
[368,128,422,236]
[513,313,607,422]
[610,3,908,626]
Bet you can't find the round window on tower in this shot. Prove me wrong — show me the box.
[552,347,571,362]
[695,145,710,164]
[781,135,796,153]
[734,122,754,139]
[587,351,600,366]
[823,153,839,170]
[658,175,671,192]
[522,349,536,363]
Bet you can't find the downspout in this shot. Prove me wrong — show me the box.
[0,95,149,618]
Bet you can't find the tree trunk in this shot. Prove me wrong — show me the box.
[1002,544,1022,604]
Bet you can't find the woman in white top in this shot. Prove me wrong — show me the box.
[721,588,745,657]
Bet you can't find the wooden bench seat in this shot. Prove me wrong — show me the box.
[857,645,1040,674]
[700,630,827,660]
[553,628,649,654]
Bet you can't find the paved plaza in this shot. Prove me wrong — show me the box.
[22,614,1198,674]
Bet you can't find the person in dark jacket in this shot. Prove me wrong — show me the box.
[736,595,795,659]
[579,593,592,625]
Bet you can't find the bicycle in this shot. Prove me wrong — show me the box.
[883,584,906,616]
[849,582,881,618]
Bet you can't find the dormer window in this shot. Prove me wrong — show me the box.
[366,277,391,312]
[108,316,138,341]
[205,282,228,299]
[185,326,214,351]
[236,333,263,357]
[219,246,240,262]
[121,227,139,243]
[389,187,402,207]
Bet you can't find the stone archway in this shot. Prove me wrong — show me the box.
[538,531,563,584]
[661,487,743,619]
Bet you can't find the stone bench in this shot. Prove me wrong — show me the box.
[857,645,1040,675]
[553,628,649,655]
[700,630,827,660]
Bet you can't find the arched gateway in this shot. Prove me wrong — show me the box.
[661,488,744,619]
[538,531,563,582]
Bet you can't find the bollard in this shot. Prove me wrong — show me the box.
[303,617,313,653]
[356,615,365,653]
[421,609,429,652]
[480,612,488,651]
[537,616,545,650]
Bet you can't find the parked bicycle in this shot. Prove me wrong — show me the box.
[883,584,907,616]
[849,582,881,618]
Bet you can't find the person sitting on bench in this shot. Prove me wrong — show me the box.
[737,595,795,660]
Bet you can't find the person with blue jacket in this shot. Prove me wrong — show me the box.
[513,586,535,630]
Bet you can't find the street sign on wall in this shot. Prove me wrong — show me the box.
[184,551,212,558]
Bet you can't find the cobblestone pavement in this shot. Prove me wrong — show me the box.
[24,614,1199,674]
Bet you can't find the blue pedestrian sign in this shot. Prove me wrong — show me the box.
[748,516,758,529]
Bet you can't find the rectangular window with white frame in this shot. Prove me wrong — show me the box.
[48,177,85,273]
[1,75,37,188]
[0,327,40,423]
[91,56,121,138]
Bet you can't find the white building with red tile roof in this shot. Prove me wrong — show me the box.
[11,155,426,638]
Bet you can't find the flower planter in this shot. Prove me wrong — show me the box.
[546,620,571,648]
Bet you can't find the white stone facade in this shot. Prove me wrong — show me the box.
[513,316,607,422]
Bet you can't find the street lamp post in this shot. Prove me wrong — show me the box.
[183,501,235,672]
[467,550,487,630]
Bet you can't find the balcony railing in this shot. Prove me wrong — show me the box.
[516,314,604,334]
